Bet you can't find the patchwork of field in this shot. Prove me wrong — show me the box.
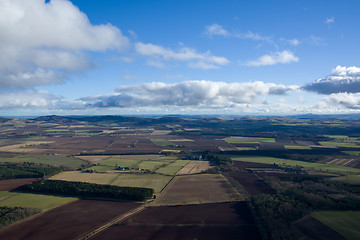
[231,156,360,175]
[311,211,360,240]
[0,200,142,240]
[152,174,244,206]
[0,191,77,211]
[92,202,261,240]
[0,141,54,153]
[0,154,87,169]
[82,155,189,176]
[176,160,212,175]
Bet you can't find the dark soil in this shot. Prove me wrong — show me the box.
[0,199,142,240]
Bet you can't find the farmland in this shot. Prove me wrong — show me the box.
[0,115,360,239]
[312,211,360,240]
[152,174,244,206]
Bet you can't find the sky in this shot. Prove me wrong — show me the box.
[1,0,360,116]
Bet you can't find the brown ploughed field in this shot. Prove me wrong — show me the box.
[228,172,276,196]
[153,174,244,206]
[91,202,261,240]
[91,225,261,240]
[0,199,142,240]
[233,161,275,171]
[125,202,254,225]
[0,178,38,191]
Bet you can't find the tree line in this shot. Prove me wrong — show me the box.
[17,180,154,201]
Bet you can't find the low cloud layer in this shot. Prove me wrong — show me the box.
[135,43,229,69]
[0,0,128,88]
[322,92,360,109]
[303,66,360,94]
[245,50,299,66]
[82,80,299,108]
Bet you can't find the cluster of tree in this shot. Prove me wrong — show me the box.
[17,180,154,201]
[0,206,40,229]
[251,175,360,240]
[0,163,62,180]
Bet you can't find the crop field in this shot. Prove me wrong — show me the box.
[294,215,347,240]
[92,201,261,240]
[0,178,38,191]
[0,200,142,240]
[176,161,212,175]
[150,138,173,146]
[0,191,77,211]
[0,154,86,169]
[312,210,360,240]
[88,155,188,175]
[50,171,118,185]
[0,141,54,153]
[329,174,360,184]
[153,174,244,206]
[155,160,190,175]
[324,158,360,168]
[284,145,312,149]
[228,172,276,196]
[110,173,173,193]
[231,156,360,175]
[223,137,260,144]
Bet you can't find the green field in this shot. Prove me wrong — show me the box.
[137,161,167,171]
[284,145,311,150]
[260,138,275,143]
[237,147,257,150]
[100,158,142,168]
[0,191,77,211]
[329,174,360,184]
[90,155,185,174]
[0,154,87,169]
[155,160,190,175]
[231,156,360,175]
[312,210,360,240]
[109,173,172,193]
[319,141,360,148]
[150,139,173,146]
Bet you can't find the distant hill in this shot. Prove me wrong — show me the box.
[33,115,82,124]
[0,117,9,123]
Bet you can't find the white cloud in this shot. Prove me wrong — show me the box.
[303,66,360,94]
[245,50,299,66]
[135,42,229,69]
[81,80,299,108]
[0,0,129,88]
[204,23,230,37]
[322,92,360,109]
[0,89,57,108]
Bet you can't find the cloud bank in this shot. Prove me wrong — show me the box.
[0,0,128,88]
[82,80,299,108]
[303,66,360,94]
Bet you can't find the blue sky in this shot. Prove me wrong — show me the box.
[1,0,360,116]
